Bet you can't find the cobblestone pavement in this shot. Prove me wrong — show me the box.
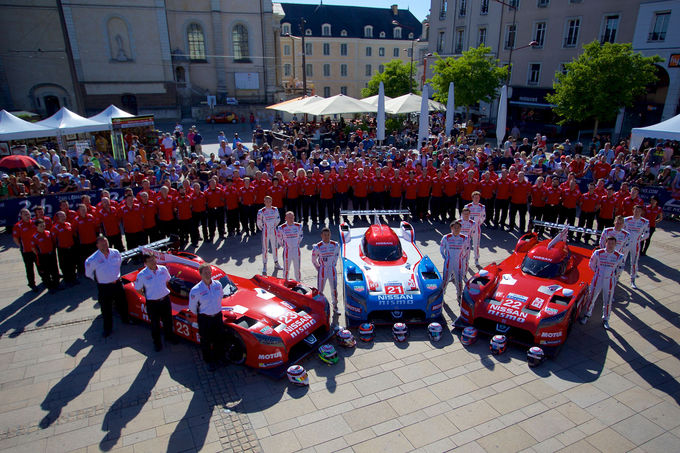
[0,217,679,453]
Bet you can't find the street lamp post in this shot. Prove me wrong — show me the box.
[300,18,307,96]
[493,0,538,85]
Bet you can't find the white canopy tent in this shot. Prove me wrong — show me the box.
[630,113,680,150]
[300,94,377,116]
[266,96,324,114]
[362,94,393,106]
[0,110,54,141]
[35,107,108,135]
[88,105,134,124]
[385,93,446,115]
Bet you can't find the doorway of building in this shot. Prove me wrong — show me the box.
[44,95,60,116]
[121,94,138,115]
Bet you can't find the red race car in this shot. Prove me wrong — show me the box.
[205,112,238,124]
[458,226,595,356]
[121,242,333,372]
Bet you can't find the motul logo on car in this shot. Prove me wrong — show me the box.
[541,331,562,338]
[258,351,283,360]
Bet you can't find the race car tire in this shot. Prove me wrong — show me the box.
[224,327,247,365]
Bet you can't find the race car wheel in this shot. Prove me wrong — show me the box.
[224,328,247,365]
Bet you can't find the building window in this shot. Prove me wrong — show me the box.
[340,43,347,56]
[341,64,347,76]
[505,24,516,49]
[322,23,331,36]
[305,28,312,36]
[537,0,549,7]
[305,42,313,56]
[533,21,546,48]
[175,66,185,82]
[394,47,400,57]
[559,62,568,74]
[366,47,372,57]
[528,63,541,85]
[379,64,385,73]
[340,86,347,95]
[601,15,619,43]
[379,47,385,56]
[649,11,670,41]
[407,48,413,57]
[364,25,373,38]
[323,42,330,55]
[478,27,487,46]
[323,64,331,77]
[187,23,206,61]
[324,86,331,97]
[563,18,580,48]
[408,32,414,39]
[365,64,372,76]
[481,0,489,14]
[284,64,291,77]
[437,31,445,52]
[393,27,402,39]
[440,0,448,19]
[282,23,291,35]
[232,24,250,62]
[283,44,291,56]
[306,63,313,77]
[380,31,386,38]
[341,29,348,37]
[459,0,467,17]
[455,28,464,53]
[509,0,520,8]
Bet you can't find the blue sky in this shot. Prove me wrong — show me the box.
[281,1,430,21]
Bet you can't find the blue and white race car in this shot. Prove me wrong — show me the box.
[339,211,444,325]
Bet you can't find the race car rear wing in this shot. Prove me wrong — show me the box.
[532,221,600,237]
[340,209,411,225]
[120,235,180,262]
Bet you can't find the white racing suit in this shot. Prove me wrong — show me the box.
[276,222,303,281]
[464,202,486,263]
[623,216,650,283]
[585,248,625,321]
[257,206,281,272]
[599,227,631,255]
[311,240,340,307]
[440,233,471,305]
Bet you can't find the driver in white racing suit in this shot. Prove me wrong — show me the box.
[440,220,471,305]
[581,236,625,330]
[311,227,340,313]
[599,215,630,255]
[256,196,281,275]
[464,191,486,267]
[276,211,303,281]
[623,205,650,289]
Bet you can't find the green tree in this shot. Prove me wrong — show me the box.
[361,59,418,98]
[427,45,508,119]
[546,41,662,136]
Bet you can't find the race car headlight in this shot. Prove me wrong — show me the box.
[538,310,568,329]
[426,287,443,310]
[462,290,477,311]
[252,332,285,348]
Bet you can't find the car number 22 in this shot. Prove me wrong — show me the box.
[502,300,522,310]
[175,320,190,336]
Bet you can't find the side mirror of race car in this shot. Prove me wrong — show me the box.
[339,223,351,244]
[515,232,538,253]
[400,221,415,242]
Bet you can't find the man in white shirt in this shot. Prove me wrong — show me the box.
[189,263,224,371]
[311,228,340,312]
[134,253,175,351]
[218,140,232,160]
[276,211,304,281]
[257,196,281,275]
[85,236,129,337]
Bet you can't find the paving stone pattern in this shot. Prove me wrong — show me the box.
[1,218,679,453]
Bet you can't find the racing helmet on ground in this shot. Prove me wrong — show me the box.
[490,334,507,355]
[318,344,339,364]
[461,326,478,346]
[392,322,408,342]
[428,322,443,342]
[286,365,309,386]
[527,346,545,367]
[358,323,375,342]
[337,329,356,348]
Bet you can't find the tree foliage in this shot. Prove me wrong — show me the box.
[546,41,662,134]
[361,59,418,98]
[427,45,508,116]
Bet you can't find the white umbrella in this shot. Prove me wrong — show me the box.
[496,85,508,146]
[445,82,455,136]
[0,110,53,141]
[301,94,377,116]
[362,94,393,106]
[376,82,386,142]
[418,85,430,147]
[266,96,324,114]
[385,93,446,114]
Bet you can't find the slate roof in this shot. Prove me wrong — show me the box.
[279,3,422,40]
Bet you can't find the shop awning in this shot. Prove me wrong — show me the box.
[509,100,555,108]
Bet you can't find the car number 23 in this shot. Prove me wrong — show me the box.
[278,312,299,324]
[175,320,190,337]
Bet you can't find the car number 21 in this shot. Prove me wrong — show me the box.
[175,320,190,336]
[385,285,404,295]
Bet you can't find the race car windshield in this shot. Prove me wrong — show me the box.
[521,257,563,279]
[218,276,237,297]
[363,239,402,261]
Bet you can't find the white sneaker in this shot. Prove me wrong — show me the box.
[579,315,589,325]
[475,260,480,267]
[603,319,610,330]
[631,281,638,289]
[275,262,283,270]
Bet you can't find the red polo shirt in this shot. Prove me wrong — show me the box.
[388,176,403,197]
[530,185,547,207]
[479,179,496,199]
[140,201,158,229]
[120,204,145,233]
[13,219,37,251]
[352,176,370,198]
[579,192,599,213]
[404,179,419,200]
[156,196,175,221]
[176,197,193,220]
[75,213,99,244]
[240,185,257,206]
[319,179,334,199]
[496,178,511,200]
[510,180,532,204]
[32,230,55,255]
[545,187,561,206]
[98,206,121,236]
[53,222,76,248]
[223,186,240,210]
[561,187,581,209]
[267,185,285,208]
[191,191,207,212]
[598,195,616,219]
[205,187,225,209]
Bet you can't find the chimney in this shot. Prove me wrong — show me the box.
[391,4,398,16]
